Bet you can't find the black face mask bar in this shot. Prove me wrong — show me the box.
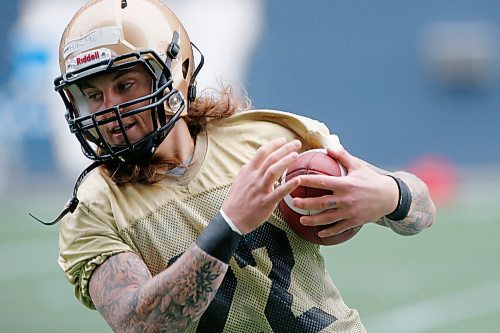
[56,51,179,163]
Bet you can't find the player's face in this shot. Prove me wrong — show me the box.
[79,65,155,146]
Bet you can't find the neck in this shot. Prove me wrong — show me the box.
[155,118,194,161]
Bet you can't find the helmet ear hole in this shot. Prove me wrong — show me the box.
[183,58,197,102]
[182,58,189,79]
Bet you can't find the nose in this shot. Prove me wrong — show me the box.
[100,90,123,111]
[91,93,121,127]
[95,91,126,123]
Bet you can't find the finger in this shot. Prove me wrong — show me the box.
[261,152,299,189]
[257,140,301,189]
[292,195,337,212]
[300,209,343,226]
[297,174,345,191]
[267,175,301,203]
[248,137,288,169]
[317,221,361,238]
[326,147,361,171]
[260,139,301,172]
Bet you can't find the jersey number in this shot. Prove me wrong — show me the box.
[195,222,337,332]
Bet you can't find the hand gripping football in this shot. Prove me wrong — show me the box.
[279,149,361,245]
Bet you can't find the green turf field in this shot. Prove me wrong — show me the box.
[1,174,498,332]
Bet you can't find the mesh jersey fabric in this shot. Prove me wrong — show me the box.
[58,109,367,333]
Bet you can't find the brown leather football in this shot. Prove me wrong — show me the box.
[279,149,361,245]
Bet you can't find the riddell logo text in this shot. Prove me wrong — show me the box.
[76,51,100,65]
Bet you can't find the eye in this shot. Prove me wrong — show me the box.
[118,81,134,93]
[84,90,102,101]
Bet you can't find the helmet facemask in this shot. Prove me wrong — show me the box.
[55,48,185,164]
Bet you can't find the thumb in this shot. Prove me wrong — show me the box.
[326,146,359,172]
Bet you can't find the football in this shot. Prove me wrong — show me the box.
[279,149,362,246]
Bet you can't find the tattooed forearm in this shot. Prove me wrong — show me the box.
[365,161,436,235]
[89,245,227,333]
[377,171,436,235]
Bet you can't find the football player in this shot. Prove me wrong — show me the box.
[44,0,435,332]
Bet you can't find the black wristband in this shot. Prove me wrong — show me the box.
[196,212,242,263]
[385,175,412,221]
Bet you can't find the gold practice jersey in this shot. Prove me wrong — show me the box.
[58,109,367,333]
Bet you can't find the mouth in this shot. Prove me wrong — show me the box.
[107,122,139,144]
[110,122,136,135]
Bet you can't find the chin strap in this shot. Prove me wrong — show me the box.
[30,161,103,226]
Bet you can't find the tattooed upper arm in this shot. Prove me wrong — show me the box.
[89,252,150,331]
[89,245,227,333]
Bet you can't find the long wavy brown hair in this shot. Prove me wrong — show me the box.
[100,87,250,185]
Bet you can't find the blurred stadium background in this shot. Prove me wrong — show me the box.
[0,0,499,332]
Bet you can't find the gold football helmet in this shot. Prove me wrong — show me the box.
[54,0,203,163]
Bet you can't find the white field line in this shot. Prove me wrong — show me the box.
[363,280,500,333]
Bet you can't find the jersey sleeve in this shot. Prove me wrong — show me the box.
[236,109,343,150]
[57,171,133,309]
